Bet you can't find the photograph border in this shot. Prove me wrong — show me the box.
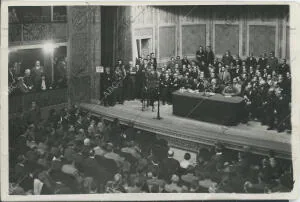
[1,0,300,201]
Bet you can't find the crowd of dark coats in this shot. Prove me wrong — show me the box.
[102,49,291,132]
[9,102,293,194]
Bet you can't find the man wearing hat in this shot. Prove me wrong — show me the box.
[83,149,111,192]
[160,150,180,181]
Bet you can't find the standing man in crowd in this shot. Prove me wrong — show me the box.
[150,53,157,69]
[218,65,231,89]
[114,62,126,104]
[206,46,215,65]
[102,67,114,106]
[31,60,45,90]
[123,61,133,101]
[246,53,257,67]
[54,59,67,88]
[222,50,233,66]
[267,51,278,71]
[196,46,207,65]
[277,59,290,75]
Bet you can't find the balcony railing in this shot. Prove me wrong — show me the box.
[9,87,68,114]
[9,21,67,45]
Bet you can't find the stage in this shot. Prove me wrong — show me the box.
[80,100,291,159]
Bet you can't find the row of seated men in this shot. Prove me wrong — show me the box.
[9,103,293,194]
[8,59,67,95]
[101,49,291,132]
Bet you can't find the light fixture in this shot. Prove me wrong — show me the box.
[43,42,55,54]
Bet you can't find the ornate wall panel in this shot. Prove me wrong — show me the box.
[159,26,176,59]
[180,6,209,23]
[71,6,89,33]
[71,34,90,75]
[215,24,239,56]
[9,24,22,42]
[9,23,67,44]
[249,25,276,56]
[68,6,102,103]
[132,6,153,25]
[52,23,68,40]
[158,7,177,24]
[134,28,153,38]
[182,24,206,56]
[23,23,52,41]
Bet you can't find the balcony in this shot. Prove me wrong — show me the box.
[9,19,68,46]
[9,88,68,114]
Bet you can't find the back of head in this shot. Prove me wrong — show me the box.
[184,153,191,161]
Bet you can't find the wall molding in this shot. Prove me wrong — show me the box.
[212,20,242,58]
[246,21,279,57]
[158,25,176,60]
[180,23,208,58]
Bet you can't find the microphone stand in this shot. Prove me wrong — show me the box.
[154,83,162,120]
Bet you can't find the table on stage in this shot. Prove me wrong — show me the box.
[172,90,246,126]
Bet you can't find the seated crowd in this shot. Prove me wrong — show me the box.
[8,58,67,95]
[9,102,293,194]
[103,47,291,132]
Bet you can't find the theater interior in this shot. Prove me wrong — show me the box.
[7,5,293,195]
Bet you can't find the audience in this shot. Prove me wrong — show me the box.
[8,46,292,194]
[8,103,293,195]
[9,58,67,95]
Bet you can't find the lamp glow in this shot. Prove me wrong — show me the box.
[43,42,55,54]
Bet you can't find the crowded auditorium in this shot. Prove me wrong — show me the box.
[6,5,294,195]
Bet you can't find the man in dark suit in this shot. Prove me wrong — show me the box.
[9,63,17,87]
[23,69,34,91]
[275,89,289,132]
[267,51,278,71]
[114,64,126,104]
[246,53,257,67]
[196,46,207,65]
[258,53,268,69]
[222,50,233,66]
[181,56,190,66]
[83,150,111,192]
[26,101,41,125]
[277,59,290,75]
[265,88,277,130]
[37,74,51,91]
[160,150,180,181]
[218,66,231,86]
[150,53,157,68]
[102,67,114,106]
[31,60,45,89]
[167,57,176,71]
[233,55,242,66]
[175,56,182,67]
[206,46,214,65]
[54,60,67,88]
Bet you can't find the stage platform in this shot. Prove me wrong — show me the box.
[80,100,291,159]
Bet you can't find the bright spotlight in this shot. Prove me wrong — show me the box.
[43,42,55,54]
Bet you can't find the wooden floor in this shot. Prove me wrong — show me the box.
[80,100,291,159]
